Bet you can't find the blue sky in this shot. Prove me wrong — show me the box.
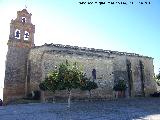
[0,0,159,99]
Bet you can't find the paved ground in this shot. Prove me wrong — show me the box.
[0,98,160,120]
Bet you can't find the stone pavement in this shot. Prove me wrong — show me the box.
[0,98,160,120]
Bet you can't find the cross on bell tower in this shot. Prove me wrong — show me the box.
[8,9,35,48]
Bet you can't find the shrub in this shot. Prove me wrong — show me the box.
[27,90,40,100]
[81,81,98,91]
[150,92,160,97]
[113,80,127,91]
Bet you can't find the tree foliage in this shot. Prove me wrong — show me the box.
[156,73,160,80]
[155,72,160,86]
[39,60,85,92]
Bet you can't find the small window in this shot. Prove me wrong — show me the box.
[92,69,96,79]
[15,29,20,39]
[24,31,29,40]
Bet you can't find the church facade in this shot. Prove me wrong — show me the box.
[3,9,157,104]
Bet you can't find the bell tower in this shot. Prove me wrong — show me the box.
[3,9,35,104]
[8,9,35,47]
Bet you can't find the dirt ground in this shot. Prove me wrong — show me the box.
[0,97,160,120]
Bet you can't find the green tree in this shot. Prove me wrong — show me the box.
[39,60,85,108]
[155,72,160,86]
[156,73,160,80]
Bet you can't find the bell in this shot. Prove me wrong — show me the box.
[25,33,29,38]
[25,36,29,38]
[15,31,20,37]
[22,18,26,23]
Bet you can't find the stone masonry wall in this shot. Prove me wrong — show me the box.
[4,46,30,103]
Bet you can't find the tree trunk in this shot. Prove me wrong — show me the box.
[52,97,55,103]
[67,90,72,108]
[41,91,45,103]
[114,91,118,99]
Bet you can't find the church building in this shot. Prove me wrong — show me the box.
[3,9,157,104]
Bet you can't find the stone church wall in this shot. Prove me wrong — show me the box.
[28,44,157,100]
